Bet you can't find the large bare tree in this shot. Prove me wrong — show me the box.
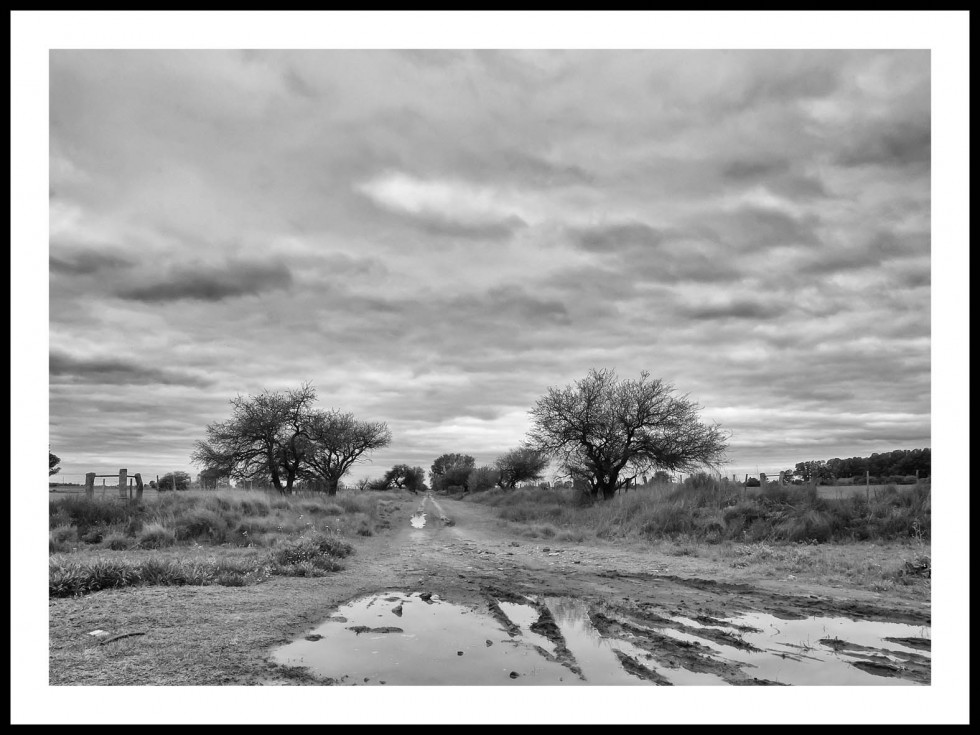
[192,384,317,495]
[302,409,392,496]
[527,369,728,501]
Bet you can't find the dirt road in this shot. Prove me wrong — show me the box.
[48,492,931,686]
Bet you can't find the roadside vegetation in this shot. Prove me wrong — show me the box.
[49,489,396,597]
[465,480,931,591]
[468,480,930,544]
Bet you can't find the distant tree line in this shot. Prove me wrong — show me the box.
[786,448,930,484]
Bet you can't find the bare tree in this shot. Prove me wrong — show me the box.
[495,447,549,488]
[192,384,317,495]
[302,410,392,496]
[527,369,728,501]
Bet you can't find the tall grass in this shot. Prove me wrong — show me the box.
[49,489,381,552]
[49,490,384,596]
[467,481,931,545]
[49,531,355,597]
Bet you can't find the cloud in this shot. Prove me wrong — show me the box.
[682,298,785,321]
[837,119,931,169]
[117,260,293,302]
[571,222,668,253]
[450,286,571,327]
[567,223,743,284]
[357,171,529,235]
[800,230,928,276]
[49,248,132,275]
[50,350,213,387]
[380,207,528,241]
[44,50,933,482]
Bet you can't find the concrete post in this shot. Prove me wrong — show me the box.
[85,472,95,497]
[118,469,128,499]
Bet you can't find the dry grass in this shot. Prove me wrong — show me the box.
[49,489,382,552]
[465,482,931,596]
[468,482,931,544]
[49,490,390,597]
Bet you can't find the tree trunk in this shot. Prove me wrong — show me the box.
[326,477,341,496]
[600,484,618,501]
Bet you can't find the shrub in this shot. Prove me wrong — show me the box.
[267,532,353,567]
[80,527,107,545]
[49,507,71,529]
[237,498,271,516]
[137,522,176,549]
[774,507,833,543]
[49,556,142,597]
[50,524,77,545]
[174,509,229,543]
[50,496,139,533]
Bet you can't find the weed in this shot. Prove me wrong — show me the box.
[136,522,176,549]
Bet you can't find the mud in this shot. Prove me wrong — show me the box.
[263,494,931,686]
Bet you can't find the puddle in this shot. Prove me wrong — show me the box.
[270,593,930,686]
[690,612,931,685]
[270,592,576,685]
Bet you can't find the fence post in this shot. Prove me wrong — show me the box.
[866,470,870,503]
[134,473,144,501]
[85,472,95,497]
[118,469,128,499]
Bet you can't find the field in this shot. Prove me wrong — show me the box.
[47,488,393,596]
[47,483,931,689]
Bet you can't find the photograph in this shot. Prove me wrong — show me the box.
[11,9,970,726]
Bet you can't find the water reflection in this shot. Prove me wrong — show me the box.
[269,592,930,686]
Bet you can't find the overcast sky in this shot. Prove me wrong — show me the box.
[48,49,931,482]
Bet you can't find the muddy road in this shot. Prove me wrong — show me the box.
[267,493,931,686]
